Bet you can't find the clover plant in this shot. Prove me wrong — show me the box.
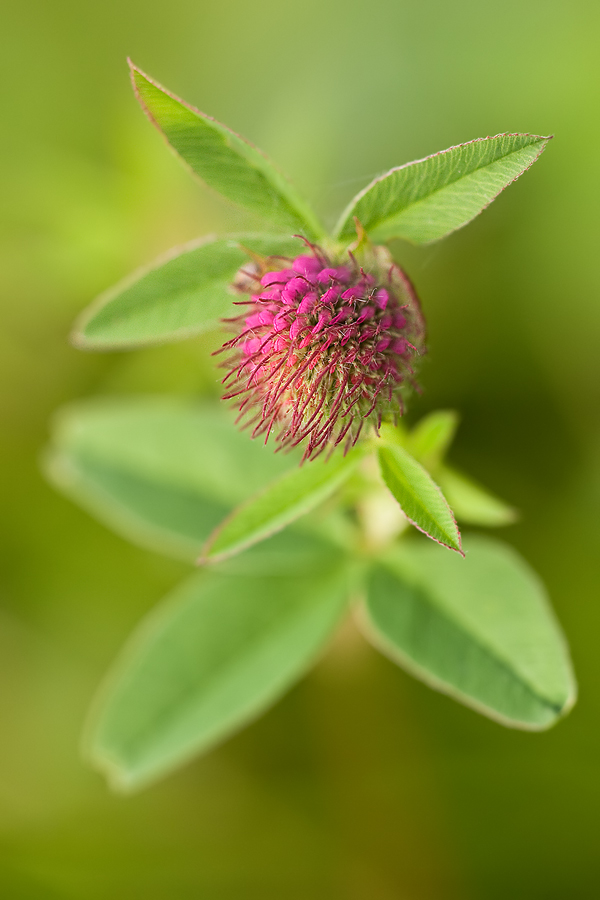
[45,61,576,792]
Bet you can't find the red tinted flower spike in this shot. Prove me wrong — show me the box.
[218,240,426,460]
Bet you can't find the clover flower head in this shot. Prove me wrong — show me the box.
[218,240,426,460]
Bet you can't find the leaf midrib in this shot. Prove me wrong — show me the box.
[97,575,345,767]
[133,66,324,238]
[337,136,546,237]
[379,448,457,546]
[208,459,358,559]
[378,559,569,709]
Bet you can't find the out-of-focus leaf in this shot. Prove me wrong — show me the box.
[130,62,324,238]
[85,551,350,791]
[402,412,514,526]
[334,133,551,244]
[215,528,354,578]
[436,464,518,527]
[72,233,302,350]
[44,397,298,560]
[44,449,228,561]
[377,437,462,554]
[406,410,459,470]
[202,446,366,563]
[361,536,576,729]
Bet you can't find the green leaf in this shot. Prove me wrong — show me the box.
[44,397,298,560]
[400,413,515,527]
[202,446,366,563]
[406,410,459,470]
[85,553,349,790]
[361,536,576,729]
[436,464,518,527]
[129,61,324,238]
[44,449,229,561]
[72,233,302,350]
[377,435,462,554]
[215,528,354,578]
[334,133,551,244]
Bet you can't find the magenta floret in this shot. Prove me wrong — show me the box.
[218,242,426,460]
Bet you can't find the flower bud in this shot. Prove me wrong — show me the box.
[218,242,426,460]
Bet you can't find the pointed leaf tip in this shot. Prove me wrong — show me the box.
[360,536,576,730]
[335,132,552,244]
[127,64,323,237]
[71,233,303,350]
[202,446,365,564]
[377,439,463,554]
[84,564,349,789]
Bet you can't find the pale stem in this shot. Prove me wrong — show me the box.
[356,454,408,552]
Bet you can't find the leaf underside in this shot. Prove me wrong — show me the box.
[361,536,576,729]
[335,133,551,244]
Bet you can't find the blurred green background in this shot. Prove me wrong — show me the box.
[1,0,599,896]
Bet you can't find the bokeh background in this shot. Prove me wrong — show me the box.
[1,0,599,896]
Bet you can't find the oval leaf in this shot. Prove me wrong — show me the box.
[202,446,365,563]
[44,448,229,561]
[377,441,462,553]
[130,61,324,238]
[44,397,298,560]
[85,555,350,790]
[436,464,518,527]
[72,233,302,350]
[360,536,576,729]
[334,133,551,244]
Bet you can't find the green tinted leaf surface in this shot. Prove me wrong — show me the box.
[406,410,459,470]
[377,441,462,553]
[73,234,302,350]
[362,536,575,729]
[44,450,228,561]
[45,398,298,560]
[203,447,366,563]
[437,464,517,527]
[130,62,323,237]
[335,133,551,244]
[86,556,349,790]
